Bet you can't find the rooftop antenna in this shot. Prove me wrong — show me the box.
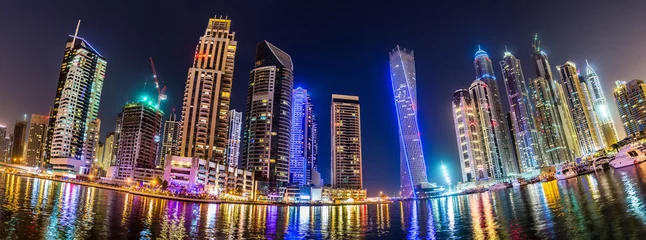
[505,45,508,52]
[70,19,81,50]
[478,45,482,51]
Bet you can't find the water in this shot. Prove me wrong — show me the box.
[2,165,646,239]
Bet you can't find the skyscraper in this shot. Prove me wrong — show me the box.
[452,89,489,182]
[499,49,541,171]
[226,109,242,167]
[614,79,646,136]
[242,41,294,190]
[26,114,49,167]
[0,125,7,162]
[469,81,505,178]
[556,61,601,155]
[388,46,428,197]
[46,24,107,173]
[95,141,105,169]
[104,132,116,166]
[290,88,318,186]
[585,60,619,148]
[11,119,27,164]
[83,118,101,166]
[158,113,180,168]
[179,17,237,164]
[115,99,164,182]
[331,94,362,189]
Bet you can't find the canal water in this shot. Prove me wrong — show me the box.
[1,164,646,239]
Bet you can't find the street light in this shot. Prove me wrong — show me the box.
[442,163,451,192]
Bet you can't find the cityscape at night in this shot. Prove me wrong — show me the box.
[2,0,646,239]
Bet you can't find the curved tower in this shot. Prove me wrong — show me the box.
[585,61,618,148]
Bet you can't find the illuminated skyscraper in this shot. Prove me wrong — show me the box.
[242,41,293,190]
[46,24,106,174]
[226,109,242,167]
[469,81,505,178]
[472,46,515,176]
[331,94,362,189]
[83,118,101,166]
[26,114,49,167]
[557,61,601,155]
[614,79,646,136]
[104,132,116,166]
[452,89,489,182]
[0,125,7,162]
[499,49,541,170]
[290,88,318,186]
[11,119,27,164]
[388,46,428,197]
[179,17,236,164]
[585,60,618,148]
[158,113,180,168]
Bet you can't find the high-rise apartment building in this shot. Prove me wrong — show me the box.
[11,119,27,164]
[500,50,541,170]
[331,94,362,189]
[469,81,505,178]
[557,61,601,155]
[585,61,618,148]
[225,110,242,167]
[104,132,116,167]
[452,89,489,182]
[290,88,318,186]
[179,17,237,164]
[95,141,105,169]
[46,26,107,173]
[388,46,429,197]
[242,41,294,190]
[115,100,164,182]
[83,118,101,166]
[158,113,180,168]
[614,79,646,136]
[26,114,49,167]
[0,125,6,162]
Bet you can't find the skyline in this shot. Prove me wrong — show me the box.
[2,1,646,194]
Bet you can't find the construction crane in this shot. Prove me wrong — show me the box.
[149,57,167,107]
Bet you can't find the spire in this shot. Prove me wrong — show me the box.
[532,33,541,52]
[70,19,81,50]
[478,45,482,51]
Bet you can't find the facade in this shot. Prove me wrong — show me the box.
[289,88,318,186]
[83,118,101,166]
[556,61,601,155]
[242,41,294,191]
[158,113,180,168]
[452,89,489,182]
[499,50,541,170]
[473,47,515,176]
[104,132,116,166]
[115,100,164,183]
[95,141,105,169]
[585,60,618,147]
[226,109,242,167]
[26,114,49,167]
[388,46,429,197]
[331,94,363,189]
[469,81,505,178]
[554,81,582,158]
[164,156,255,197]
[11,120,27,164]
[0,126,6,162]
[614,79,646,136]
[179,17,237,164]
[322,187,367,202]
[46,34,106,168]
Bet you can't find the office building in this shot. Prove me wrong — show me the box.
[179,17,237,164]
[26,114,49,167]
[226,109,242,167]
[585,60,618,148]
[11,119,27,164]
[158,113,180,168]
[452,89,489,182]
[242,41,294,191]
[331,94,363,189]
[388,46,429,197]
[290,88,318,186]
[614,79,646,136]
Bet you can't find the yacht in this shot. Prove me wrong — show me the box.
[489,182,508,190]
[555,162,578,180]
[609,145,646,169]
[511,178,528,187]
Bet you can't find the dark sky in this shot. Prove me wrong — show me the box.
[2,0,646,195]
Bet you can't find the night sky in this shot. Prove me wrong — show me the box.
[2,0,646,195]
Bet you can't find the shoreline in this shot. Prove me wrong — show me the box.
[3,172,388,206]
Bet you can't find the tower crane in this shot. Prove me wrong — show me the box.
[149,57,167,107]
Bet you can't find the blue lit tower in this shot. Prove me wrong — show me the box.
[473,46,516,176]
[389,46,428,198]
[290,88,318,186]
[499,49,541,171]
[585,60,618,148]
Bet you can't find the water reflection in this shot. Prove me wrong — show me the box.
[2,169,646,239]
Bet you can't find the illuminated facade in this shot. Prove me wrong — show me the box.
[469,81,504,178]
[179,17,237,164]
[0,126,7,163]
[331,94,362,189]
[452,89,489,182]
[556,62,601,155]
[158,113,180,168]
[290,88,318,186]
[46,34,106,167]
[11,119,27,164]
[242,41,294,190]
[83,118,101,166]
[104,132,116,166]
[26,114,49,167]
[585,61,618,148]
[226,109,242,167]
[500,50,541,170]
[163,156,255,196]
[614,79,646,136]
[115,100,164,183]
[388,46,428,197]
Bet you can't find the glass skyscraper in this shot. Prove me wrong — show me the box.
[585,60,618,148]
[289,88,318,186]
[389,46,428,197]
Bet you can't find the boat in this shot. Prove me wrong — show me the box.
[609,145,646,169]
[555,162,578,180]
[511,178,528,187]
[489,182,508,190]
[592,157,611,170]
